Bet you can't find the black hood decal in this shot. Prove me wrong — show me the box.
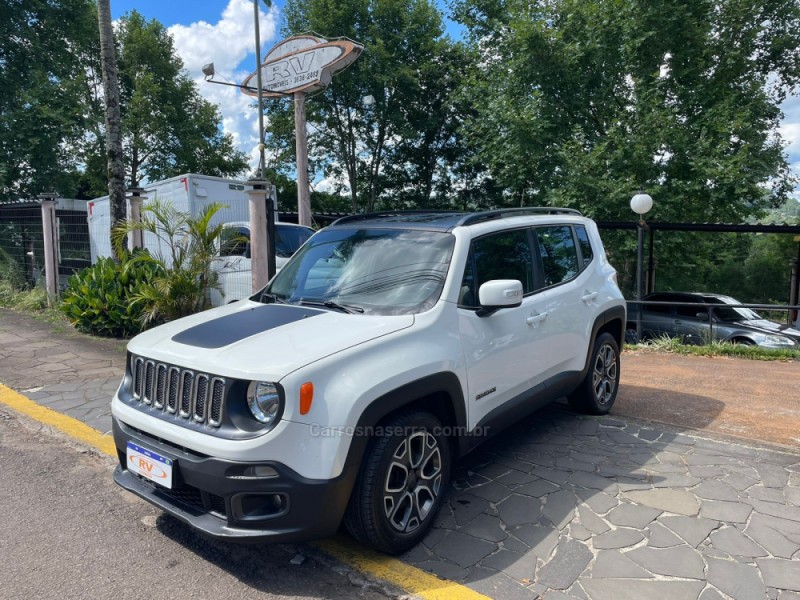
[172,304,324,349]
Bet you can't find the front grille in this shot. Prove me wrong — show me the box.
[131,355,225,428]
[156,483,227,518]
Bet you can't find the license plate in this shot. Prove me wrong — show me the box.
[127,442,173,489]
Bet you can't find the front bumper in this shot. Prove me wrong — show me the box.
[112,417,355,543]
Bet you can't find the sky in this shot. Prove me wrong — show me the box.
[112,0,800,202]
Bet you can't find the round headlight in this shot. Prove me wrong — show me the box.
[247,382,282,425]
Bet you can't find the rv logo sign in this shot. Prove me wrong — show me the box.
[242,35,363,97]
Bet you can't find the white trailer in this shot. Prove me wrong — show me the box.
[86,173,313,306]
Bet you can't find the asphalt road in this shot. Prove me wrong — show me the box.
[0,407,389,600]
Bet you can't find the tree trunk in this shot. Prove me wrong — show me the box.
[97,0,126,259]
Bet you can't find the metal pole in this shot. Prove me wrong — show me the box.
[295,91,312,227]
[252,1,276,279]
[636,220,644,340]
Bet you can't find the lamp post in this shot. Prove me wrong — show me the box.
[630,192,653,340]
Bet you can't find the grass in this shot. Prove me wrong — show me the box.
[0,280,72,330]
[626,335,800,361]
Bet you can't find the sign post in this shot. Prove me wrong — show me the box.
[242,34,363,227]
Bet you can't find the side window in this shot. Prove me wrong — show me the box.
[535,226,579,288]
[645,293,676,315]
[219,227,250,257]
[459,229,534,308]
[575,225,594,267]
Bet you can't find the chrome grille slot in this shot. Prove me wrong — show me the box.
[180,371,194,418]
[167,367,180,413]
[128,355,226,428]
[143,360,155,405]
[209,378,225,426]
[193,375,209,422]
[154,364,167,409]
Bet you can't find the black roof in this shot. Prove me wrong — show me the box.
[329,207,582,231]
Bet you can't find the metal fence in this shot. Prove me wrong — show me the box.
[0,202,91,288]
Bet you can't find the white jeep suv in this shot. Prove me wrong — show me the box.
[111,208,626,554]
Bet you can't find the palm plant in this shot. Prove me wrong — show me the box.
[112,198,227,324]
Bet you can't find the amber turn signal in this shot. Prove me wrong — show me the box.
[299,382,314,415]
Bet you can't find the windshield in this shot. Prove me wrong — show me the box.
[275,224,314,258]
[704,296,762,322]
[261,228,455,315]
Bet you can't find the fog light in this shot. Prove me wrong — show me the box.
[242,465,279,478]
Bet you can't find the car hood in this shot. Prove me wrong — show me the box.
[127,300,414,381]
[729,319,800,340]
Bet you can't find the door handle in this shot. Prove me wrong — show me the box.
[581,291,599,304]
[526,312,548,326]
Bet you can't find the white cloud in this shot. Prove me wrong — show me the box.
[168,0,281,172]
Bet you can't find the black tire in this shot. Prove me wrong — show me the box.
[568,332,620,415]
[625,327,640,345]
[344,410,451,554]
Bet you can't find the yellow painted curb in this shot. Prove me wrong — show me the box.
[315,537,491,600]
[0,382,488,600]
[0,382,116,457]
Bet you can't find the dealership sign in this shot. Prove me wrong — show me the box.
[242,34,363,97]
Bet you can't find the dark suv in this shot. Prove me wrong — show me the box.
[628,292,800,348]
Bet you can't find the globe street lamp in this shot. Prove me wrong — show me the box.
[631,192,653,340]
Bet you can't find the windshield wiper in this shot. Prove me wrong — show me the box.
[258,292,287,305]
[298,299,364,314]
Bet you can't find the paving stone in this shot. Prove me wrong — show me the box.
[707,557,766,600]
[432,504,457,529]
[465,566,538,600]
[606,502,662,529]
[575,490,617,515]
[423,526,448,549]
[590,551,652,579]
[570,524,592,542]
[461,514,508,543]
[577,506,610,535]
[755,464,790,489]
[623,489,700,516]
[723,473,760,492]
[542,489,577,530]
[746,498,800,523]
[480,549,534,582]
[626,545,705,579]
[573,419,600,436]
[537,539,593,590]
[745,514,800,559]
[646,463,687,475]
[580,579,704,600]
[468,481,514,504]
[784,487,800,507]
[498,494,543,527]
[450,493,491,526]
[637,428,661,442]
[532,466,572,485]
[651,474,702,488]
[699,588,727,600]
[497,469,539,488]
[416,559,469,581]
[778,592,800,600]
[646,521,685,548]
[660,515,720,548]
[591,528,645,550]
[431,530,497,568]
[517,479,560,498]
[569,450,606,465]
[710,526,768,558]
[700,500,754,524]
[694,480,741,502]
[748,486,788,504]
[757,558,800,592]
[569,472,618,493]
[689,465,726,478]
[511,524,560,559]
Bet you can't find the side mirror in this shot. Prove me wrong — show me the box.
[477,280,523,317]
[696,312,709,322]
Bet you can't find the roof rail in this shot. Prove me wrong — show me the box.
[456,207,582,226]
[330,210,462,226]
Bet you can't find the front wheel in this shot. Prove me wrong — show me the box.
[568,332,620,415]
[344,410,451,554]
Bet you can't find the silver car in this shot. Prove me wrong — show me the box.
[628,292,800,349]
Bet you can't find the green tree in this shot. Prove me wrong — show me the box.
[268,0,470,212]
[114,11,249,188]
[0,0,98,202]
[453,0,800,221]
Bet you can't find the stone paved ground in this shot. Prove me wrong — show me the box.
[407,406,800,599]
[2,307,800,599]
[0,308,125,434]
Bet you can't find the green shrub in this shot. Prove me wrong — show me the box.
[60,255,163,338]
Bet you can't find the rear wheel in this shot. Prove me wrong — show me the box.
[568,332,620,415]
[344,410,450,554]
